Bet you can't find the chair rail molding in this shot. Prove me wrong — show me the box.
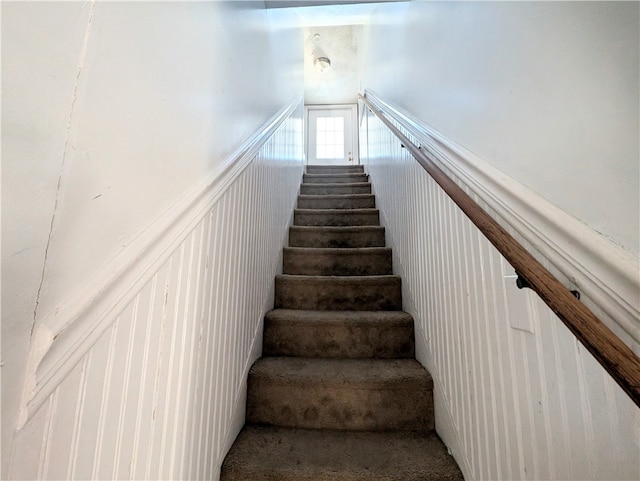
[17,98,303,430]
[362,89,639,355]
[360,93,640,480]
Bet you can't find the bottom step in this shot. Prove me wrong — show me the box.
[221,425,464,481]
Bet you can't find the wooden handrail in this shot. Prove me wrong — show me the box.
[359,93,640,408]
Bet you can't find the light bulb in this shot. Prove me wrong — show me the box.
[314,57,331,72]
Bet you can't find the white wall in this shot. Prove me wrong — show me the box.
[8,109,304,480]
[362,107,640,481]
[359,3,639,477]
[1,1,303,478]
[361,0,639,256]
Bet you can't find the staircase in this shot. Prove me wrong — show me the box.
[221,165,464,480]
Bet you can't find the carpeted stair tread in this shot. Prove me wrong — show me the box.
[275,274,402,310]
[289,226,386,248]
[303,173,368,184]
[263,309,414,359]
[307,165,364,174]
[265,308,413,322]
[246,357,433,431]
[249,356,430,386]
[263,308,415,358]
[294,208,380,226]
[300,182,372,195]
[297,194,376,209]
[283,247,392,276]
[221,425,464,481]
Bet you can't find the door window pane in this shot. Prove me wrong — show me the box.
[316,116,344,159]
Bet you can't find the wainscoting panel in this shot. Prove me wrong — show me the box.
[9,102,304,480]
[361,104,639,481]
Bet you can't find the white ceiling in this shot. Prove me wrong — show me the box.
[265,0,406,12]
[267,1,406,27]
[303,25,362,104]
[267,1,410,105]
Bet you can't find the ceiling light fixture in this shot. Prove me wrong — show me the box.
[314,56,331,72]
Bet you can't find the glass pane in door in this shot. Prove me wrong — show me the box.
[315,116,345,159]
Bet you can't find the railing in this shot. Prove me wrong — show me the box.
[359,93,640,408]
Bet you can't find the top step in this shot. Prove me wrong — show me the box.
[307,165,364,174]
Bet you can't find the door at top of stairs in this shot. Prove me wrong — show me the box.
[306,105,358,166]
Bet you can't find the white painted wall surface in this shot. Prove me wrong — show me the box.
[9,107,304,479]
[361,0,640,256]
[362,106,640,481]
[1,1,303,478]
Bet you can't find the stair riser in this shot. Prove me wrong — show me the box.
[300,184,371,195]
[263,319,414,358]
[247,378,433,431]
[306,165,364,174]
[275,276,402,310]
[303,174,368,184]
[289,227,386,248]
[297,195,375,209]
[294,210,379,227]
[283,249,392,276]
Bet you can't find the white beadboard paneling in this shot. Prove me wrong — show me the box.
[363,90,639,355]
[72,324,116,480]
[9,102,304,480]
[362,105,640,481]
[43,361,85,480]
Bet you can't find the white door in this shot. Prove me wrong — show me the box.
[306,105,358,165]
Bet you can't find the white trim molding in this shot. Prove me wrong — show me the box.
[363,89,640,355]
[17,98,303,430]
